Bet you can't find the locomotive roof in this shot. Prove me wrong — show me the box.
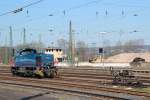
[20,48,37,53]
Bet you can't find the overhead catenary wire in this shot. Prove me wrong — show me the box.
[0,0,45,17]
[20,0,143,27]
[48,0,103,16]
[1,0,144,26]
[0,0,147,36]
[7,0,104,28]
[22,0,45,8]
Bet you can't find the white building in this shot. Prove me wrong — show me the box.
[45,48,64,62]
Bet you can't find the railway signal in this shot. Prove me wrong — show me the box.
[99,48,103,54]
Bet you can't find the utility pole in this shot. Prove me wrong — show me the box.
[9,26,13,64]
[38,34,42,52]
[69,21,74,66]
[9,26,13,47]
[23,28,26,45]
[39,34,41,44]
[98,32,108,67]
[4,36,8,64]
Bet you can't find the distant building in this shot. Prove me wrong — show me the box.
[45,47,65,62]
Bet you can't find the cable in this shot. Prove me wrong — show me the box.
[11,0,104,28]
[0,0,45,17]
[22,0,45,8]
[0,10,13,17]
[67,0,102,11]
[49,0,103,16]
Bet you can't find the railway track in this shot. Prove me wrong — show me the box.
[1,66,150,84]
[1,65,150,75]
[0,66,150,99]
[0,75,149,99]
[0,67,150,84]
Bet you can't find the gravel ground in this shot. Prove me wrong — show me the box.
[0,83,109,100]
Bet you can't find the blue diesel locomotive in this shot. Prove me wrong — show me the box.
[11,48,57,78]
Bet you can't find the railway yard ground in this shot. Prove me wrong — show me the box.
[135,87,150,93]
[0,64,150,100]
[0,83,103,100]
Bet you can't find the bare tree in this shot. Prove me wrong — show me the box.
[122,39,144,52]
[57,38,68,54]
[111,41,122,55]
[16,41,45,51]
[111,39,145,55]
[88,43,97,58]
[76,41,88,61]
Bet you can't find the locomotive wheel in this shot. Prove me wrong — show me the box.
[49,69,56,78]
[12,71,16,76]
[45,71,51,78]
[11,69,17,76]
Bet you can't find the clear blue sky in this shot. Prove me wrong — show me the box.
[0,0,150,47]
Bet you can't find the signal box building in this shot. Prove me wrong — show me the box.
[45,48,64,62]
